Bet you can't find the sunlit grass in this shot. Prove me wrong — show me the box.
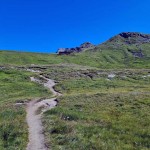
[0,69,52,150]
[43,68,150,150]
[0,47,150,149]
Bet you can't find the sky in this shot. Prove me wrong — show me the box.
[0,0,150,53]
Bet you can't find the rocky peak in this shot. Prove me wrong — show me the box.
[107,32,150,45]
[57,42,94,55]
[119,32,150,44]
[119,32,150,39]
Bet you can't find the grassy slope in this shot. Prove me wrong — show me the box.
[44,93,150,150]
[0,68,52,150]
[0,51,62,65]
[0,43,150,69]
[0,44,150,150]
[40,67,150,150]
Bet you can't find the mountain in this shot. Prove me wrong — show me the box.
[0,32,150,68]
[96,32,150,58]
[57,32,150,60]
[53,32,149,68]
[57,32,150,55]
[105,32,150,45]
[83,32,149,68]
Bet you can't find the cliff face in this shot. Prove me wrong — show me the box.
[57,42,94,55]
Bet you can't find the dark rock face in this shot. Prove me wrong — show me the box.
[80,42,94,48]
[57,42,94,55]
[57,48,72,55]
[119,32,150,44]
[57,47,82,55]
[107,32,150,45]
[128,48,144,58]
[132,51,144,58]
[119,32,150,39]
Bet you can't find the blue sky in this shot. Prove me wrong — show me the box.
[0,0,150,53]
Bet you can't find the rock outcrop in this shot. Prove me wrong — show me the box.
[57,42,94,55]
[108,32,150,45]
[80,42,94,49]
[119,32,150,39]
[119,32,150,44]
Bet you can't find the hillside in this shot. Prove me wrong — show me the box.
[1,32,150,69]
[92,32,150,68]
[0,32,150,150]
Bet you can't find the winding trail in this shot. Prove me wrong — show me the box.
[26,75,61,150]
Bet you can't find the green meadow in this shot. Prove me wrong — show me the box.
[1,45,150,69]
[41,66,150,149]
[0,48,150,150]
[0,68,52,150]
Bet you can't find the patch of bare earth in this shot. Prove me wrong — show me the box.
[26,75,61,150]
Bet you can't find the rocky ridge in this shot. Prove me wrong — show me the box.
[57,42,95,55]
[57,32,150,56]
[107,32,150,45]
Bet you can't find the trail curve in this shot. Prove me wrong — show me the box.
[26,75,61,150]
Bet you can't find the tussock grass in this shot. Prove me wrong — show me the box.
[43,68,150,150]
[44,93,150,150]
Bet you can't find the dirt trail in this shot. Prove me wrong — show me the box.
[26,75,61,150]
